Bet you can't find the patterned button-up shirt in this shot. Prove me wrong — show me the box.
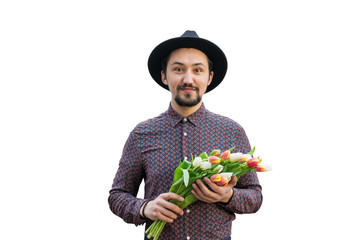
[108,103,262,240]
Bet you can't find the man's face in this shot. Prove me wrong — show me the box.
[161,48,214,107]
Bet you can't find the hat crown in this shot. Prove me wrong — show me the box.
[180,30,199,38]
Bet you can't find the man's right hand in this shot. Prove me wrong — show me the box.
[141,193,184,223]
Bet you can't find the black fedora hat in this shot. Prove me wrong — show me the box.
[148,30,228,93]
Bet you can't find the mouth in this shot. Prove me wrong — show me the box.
[178,84,199,94]
[180,87,197,93]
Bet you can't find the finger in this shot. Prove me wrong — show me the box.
[203,177,221,193]
[159,205,180,220]
[145,201,177,222]
[161,192,184,202]
[159,199,184,216]
[191,182,207,200]
[191,188,211,203]
[227,176,237,188]
[149,200,183,222]
[156,209,178,223]
[193,180,216,200]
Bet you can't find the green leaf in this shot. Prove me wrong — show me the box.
[170,177,183,192]
[180,159,192,169]
[172,166,183,184]
[248,146,256,156]
[182,169,189,187]
[209,149,219,156]
[179,193,198,209]
[198,152,208,159]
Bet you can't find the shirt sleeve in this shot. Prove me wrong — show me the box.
[219,124,263,214]
[220,171,263,213]
[108,129,147,226]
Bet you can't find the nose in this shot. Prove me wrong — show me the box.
[182,69,194,84]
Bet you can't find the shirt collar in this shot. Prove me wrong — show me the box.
[166,103,208,127]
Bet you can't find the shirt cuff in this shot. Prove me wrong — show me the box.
[217,188,239,212]
[134,198,149,226]
[219,189,234,205]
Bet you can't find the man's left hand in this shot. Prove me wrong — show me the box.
[191,176,237,204]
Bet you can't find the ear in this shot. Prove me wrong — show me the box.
[208,71,214,86]
[161,70,168,85]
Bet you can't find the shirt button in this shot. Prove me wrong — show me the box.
[186,237,190,240]
[183,132,187,136]
[184,157,188,160]
[186,209,190,213]
[183,118,187,122]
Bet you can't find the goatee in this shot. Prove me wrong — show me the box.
[175,84,202,107]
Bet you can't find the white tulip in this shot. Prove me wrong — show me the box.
[239,154,252,162]
[200,161,211,171]
[214,165,223,173]
[261,163,272,171]
[220,172,233,180]
[229,152,242,163]
[192,157,203,167]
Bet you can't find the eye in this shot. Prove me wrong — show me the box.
[194,68,203,73]
[174,67,182,72]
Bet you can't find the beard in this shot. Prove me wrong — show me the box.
[174,84,202,107]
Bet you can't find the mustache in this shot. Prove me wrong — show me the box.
[177,84,199,91]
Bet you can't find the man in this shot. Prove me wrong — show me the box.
[108,30,262,240]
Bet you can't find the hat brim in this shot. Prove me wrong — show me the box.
[148,36,227,93]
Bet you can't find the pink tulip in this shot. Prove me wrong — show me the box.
[220,150,230,160]
[210,174,222,183]
[247,158,260,168]
[208,156,221,164]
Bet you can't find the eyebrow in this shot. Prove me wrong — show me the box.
[171,62,206,67]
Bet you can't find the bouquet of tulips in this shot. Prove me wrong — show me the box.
[145,147,270,240]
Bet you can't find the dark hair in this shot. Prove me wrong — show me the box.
[161,51,214,75]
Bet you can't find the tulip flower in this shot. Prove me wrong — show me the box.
[192,157,203,167]
[214,165,223,173]
[217,177,229,186]
[200,161,211,170]
[208,156,221,164]
[220,172,233,180]
[247,158,260,168]
[220,150,230,160]
[256,163,272,172]
[210,149,221,157]
[210,174,222,183]
[239,154,252,162]
[229,152,242,163]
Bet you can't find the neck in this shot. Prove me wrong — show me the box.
[170,100,203,117]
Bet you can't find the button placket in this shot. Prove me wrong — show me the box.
[181,118,190,160]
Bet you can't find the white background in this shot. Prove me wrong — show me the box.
[1,0,359,239]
